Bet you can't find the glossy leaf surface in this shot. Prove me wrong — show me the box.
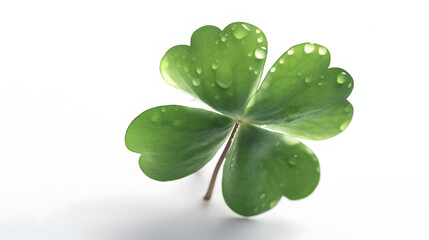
[160,22,267,118]
[125,105,235,181]
[244,43,353,139]
[222,124,320,216]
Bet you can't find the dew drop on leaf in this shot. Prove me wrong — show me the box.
[316,166,320,173]
[192,78,201,86]
[260,193,266,199]
[150,112,161,122]
[220,34,228,42]
[318,47,327,55]
[287,48,294,55]
[318,81,324,86]
[161,107,166,113]
[279,58,285,64]
[257,36,263,43]
[270,67,276,73]
[344,104,353,113]
[337,72,347,84]
[255,29,261,34]
[304,75,313,84]
[196,66,202,74]
[286,107,300,118]
[288,158,297,166]
[348,82,353,88]
[304,43,315,53]
[232,24,250,39]
[216,77,232,88]
[211,60,220,70]
[255,47,267,59]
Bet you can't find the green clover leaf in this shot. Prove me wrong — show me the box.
[125,22,354,217]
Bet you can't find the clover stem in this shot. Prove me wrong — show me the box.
[203,122,240,201]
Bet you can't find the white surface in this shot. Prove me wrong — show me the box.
[1,0,428,239]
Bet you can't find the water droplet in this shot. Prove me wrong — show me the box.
[304,75,313,84]
[210,83,215,88]
[247,52,252,57]
[288,158,297,166]
[340,120,349,131]
[231,24,237,30]
[161,107,166,113]
[211,60,220,70]
[214,94,220,100]
[297,72,302,76]
[255,47,267,59]
[270,67,277,73]
[254,207,259,212]
[269,200,279,209]
[316,166,320,173]
[216,77,233,88]
[312,156,317,162]
[279,58,285,64]
[286,107,300,118]
[348,82,353,88]
[261,203,266,208]
[318,81,324,86]
[202,141,208,146]
[344,104,353,113]
[192,78,201,86]
[318,47,327,55]
[260,193,266,199]
[172,120,181,127]
[248,66,253,71]
[283,136,299,145]
[337,72,347,84]
[287,48,294,55]
[196,66,202,74]
[220,34,228,42]
[232,24,250,39]
[230,163,234,168]
[257,36,263,43]
[275,141,280,146]
[215,39,219,45]
[254,70,259,75]
[304,43,315,53]
[256,29,261,34]
[150,112,161,122]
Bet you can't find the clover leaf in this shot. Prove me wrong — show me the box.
[125,22,354,217]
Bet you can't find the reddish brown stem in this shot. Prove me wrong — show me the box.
[203,122,240,201]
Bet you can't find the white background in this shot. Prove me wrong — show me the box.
[1,0,428,239]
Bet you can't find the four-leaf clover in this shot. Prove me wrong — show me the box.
[125,22,354,216]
